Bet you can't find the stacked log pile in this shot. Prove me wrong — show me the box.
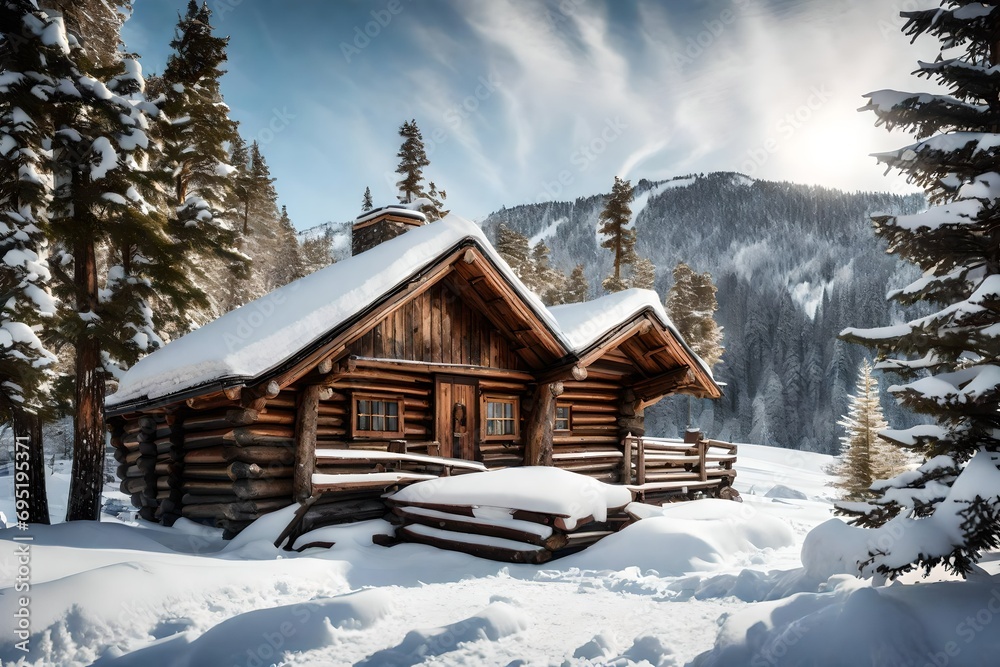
[384,497,634,564]
[274,449,487,550]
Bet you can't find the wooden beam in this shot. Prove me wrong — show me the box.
[344,356,534,382]
[536,362,588,384]
[631,366,692,402]
[524,382,558,466]
[294,385,321,503]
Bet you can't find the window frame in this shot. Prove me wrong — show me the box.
[351,393,405,439]
[481,394,520,441]
[554,403,572,433]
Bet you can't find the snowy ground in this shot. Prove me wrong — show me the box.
[0,444,995,666]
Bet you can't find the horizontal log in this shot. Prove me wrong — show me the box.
[565,402,618,414]
[300,499,388,533]
[227,425,296,446]
[182,492,240,505]
[183,463,293,481]
[181,477,294,500]
[263,395,297,410]
[572,414,618,425]
[392,506,567,550]
[328,382,430,397]
[552,435,621,445]
[121,477,145,494]
[394,525,552,564]
[181,497,291,521]
[186,392,239,411]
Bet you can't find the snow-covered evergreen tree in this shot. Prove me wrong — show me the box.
[14,2,193,520]
[839,2,1000,578]
[394,119,448,220]
[833,361,903,501]
[362,186,373,212]
[496,223,530,280]
[565,264,589,303]
[0,0,61,522]
[666,262,723,368]
[528,241,567,306]
[629,256,656,291]
[598,176,636,293]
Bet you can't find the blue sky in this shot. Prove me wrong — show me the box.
[123,0,935,230]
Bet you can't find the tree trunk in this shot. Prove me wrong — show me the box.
[66,239,105,521]
[12,410,50,524]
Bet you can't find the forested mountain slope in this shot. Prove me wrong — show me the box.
[480,173,925,453]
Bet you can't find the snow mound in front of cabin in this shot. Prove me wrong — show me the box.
[691,575,1000,666]
[389,466,632,529]
[92,589,392,667]
[564,499,795,575]
[356,602,529,666]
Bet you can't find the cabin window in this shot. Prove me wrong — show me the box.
[483,396,519,439]
[352,394,404,437]
[554,404,572,432]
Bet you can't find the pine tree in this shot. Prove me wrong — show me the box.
[301,232,333,275]
[44,0,130,69]
[666,262,723,368]
[272,205,304,287]
[155,0,243,328]
[0,0,61,522]
[495,223,530,279]
[833,361,893,501]
[599,176,636,293]
[839,3,1000,578]
[362,186,373,212]
[565,264,590,303]
[18,3,196,520]
[629,256,656,290]
[394,119,447,220]
[528,241,567,306]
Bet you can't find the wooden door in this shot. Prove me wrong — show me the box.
[435,377,479,461]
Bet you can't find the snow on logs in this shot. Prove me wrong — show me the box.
[384,467,635,564]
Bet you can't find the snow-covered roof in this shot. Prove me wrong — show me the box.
[107,214,718,411]
[107,214,563,408]
[548,290,716,380]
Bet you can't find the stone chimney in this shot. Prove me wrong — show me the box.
[352,205,427,256]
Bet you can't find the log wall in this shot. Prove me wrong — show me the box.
[551,376,627,483]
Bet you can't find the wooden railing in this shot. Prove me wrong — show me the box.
[621,435,738,500]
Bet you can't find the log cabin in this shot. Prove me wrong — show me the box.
[105,207,726,537]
